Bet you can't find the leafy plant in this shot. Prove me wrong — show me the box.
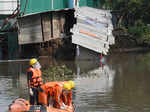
[42,64,73,82]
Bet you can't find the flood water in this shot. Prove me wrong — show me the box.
[1,52,150,112]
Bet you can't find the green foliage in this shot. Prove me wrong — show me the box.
[42,64,73,82]
[128,22,150,42]
[102,0,150,45]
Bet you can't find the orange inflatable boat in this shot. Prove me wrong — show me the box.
[8,81,75,112]
[8,100,74,112]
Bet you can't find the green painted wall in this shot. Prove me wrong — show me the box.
[79,0,101,8]
[0,15,9,20]
[20,0,101,16]
[8,32,18,59]
[20,0,68,16]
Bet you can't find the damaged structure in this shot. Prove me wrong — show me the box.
[0,0,115,60]
[0,0,19,60]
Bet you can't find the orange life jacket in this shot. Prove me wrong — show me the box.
[28,67,43,88]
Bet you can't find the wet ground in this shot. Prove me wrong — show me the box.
[1,52,150,112]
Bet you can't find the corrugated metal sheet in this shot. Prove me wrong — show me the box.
[72,34,109,55]
[20,0,102,16]
[20,0,68,16]
[21,0,51,15]
[52,12,61,38]
[18,11,66,44]
[18,14,43,44]
[0,0,18,14]
[41,13,52,41]
[71,7,115,55]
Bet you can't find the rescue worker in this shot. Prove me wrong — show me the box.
[53,81,75,109]
[38,84,54,106]
[27,58,43,105]
[47,86,54,106]
[62,81,75,107]
[53,84,64,109]
[99,53,105,67]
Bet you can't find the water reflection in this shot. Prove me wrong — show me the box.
[0,62,28,112]
[1,53,150,112]
[74,59,115,112]
[74,52,150,112]
[110,53,150,112]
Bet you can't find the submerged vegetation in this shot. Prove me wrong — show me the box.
[42,64,73,82]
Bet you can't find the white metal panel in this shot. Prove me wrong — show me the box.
[71,23,115,44]
[73,23,108,36]
[71,7,115,55]
[72,27,115,45]
[73,31,110,47]
[72,23,110,39]
[76,14,112,25]
[72,34,109,55]
[0,0,17,14]
[77,18,108,28]
[75,6,112,18]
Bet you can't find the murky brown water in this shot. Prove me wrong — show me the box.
[1,52,150,112]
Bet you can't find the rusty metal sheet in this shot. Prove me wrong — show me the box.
[52,12,60,38]
[60,14,65,33]
[41,13,52,41]
[18,14,43,45]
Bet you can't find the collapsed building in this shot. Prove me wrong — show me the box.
[0,0,114,60]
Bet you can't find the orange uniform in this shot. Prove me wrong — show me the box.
[38,84,54,106]
[53,84,63,108]
[38,82,64,106]
[62,90,72,106]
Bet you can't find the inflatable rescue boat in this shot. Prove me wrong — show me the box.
[8,81,75,112]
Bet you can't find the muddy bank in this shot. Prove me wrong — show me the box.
[110,47,150,53]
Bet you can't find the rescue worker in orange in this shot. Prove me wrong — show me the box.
[53,83,63,109]
[47,86,54,106]
[38,84,54,106]
[62,81,75,107]
[27,58,43,105]
[53,81,75,109]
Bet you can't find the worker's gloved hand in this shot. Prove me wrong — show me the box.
[29,88,33,96]
[38,87,44,92]
[68,106,72,109]
[60,103,67,110]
